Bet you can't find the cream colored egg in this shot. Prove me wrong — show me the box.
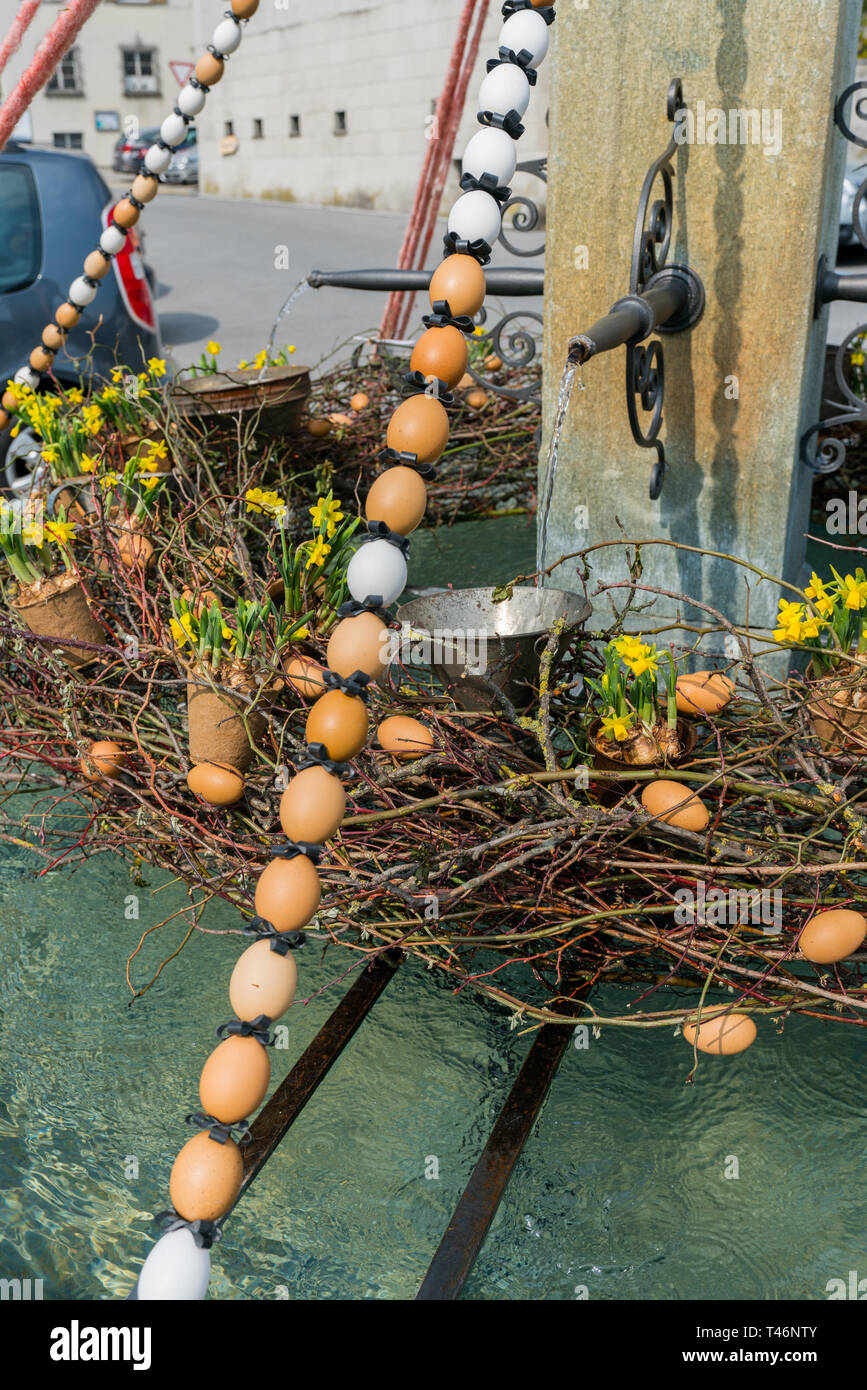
[230,938,298,1022]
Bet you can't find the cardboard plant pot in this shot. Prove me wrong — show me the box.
[186,661,267,773]
[12,570,106,668]
[806,659,867,756]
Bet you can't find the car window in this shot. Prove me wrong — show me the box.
[0,162,42,294]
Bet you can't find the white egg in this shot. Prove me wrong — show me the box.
[138,1227,211,1301]
[100,224,127,255]
[14,366,40,389]
[178,83,207,117]
[478,63,531,119]
[499,11,550,67]
[160,112,188,147]
[68,276,97,307]
[347,540,408,608]
[462,127,517,186]
[448,190,502,247]
[213,17,243,54]
[144,143,172,174]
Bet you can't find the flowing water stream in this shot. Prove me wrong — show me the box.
[537,359,584,575]
[258,278,312,377]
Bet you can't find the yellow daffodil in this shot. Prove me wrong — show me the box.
[41,445,60,465]
[253,348,268,370]
[4,380,21,404]
[170,611,195,648]
[99,472,120,490]
[804,572,835,617]
[22,520,43,546]
[626,650,659,678]
[245,486,285,516]
[146,439,168,460]
[309,495,344,537]
[852,351,865,367]
[840,573,867,611]
[110,368,125,383]
[147,357,167,378]
[601,711,634,742]
[306,536,331,569]
[44,519,77,544]
[237,359,249,370]
[287,345,296,354]
[774,599,805,643]
[206,341,221,356]
[100,386,120,403]
[66,387,84,404]
[79,454,99,474]
[141,475,162,491]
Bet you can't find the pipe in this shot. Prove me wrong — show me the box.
[307,266,544,296]
[568,276,690,365]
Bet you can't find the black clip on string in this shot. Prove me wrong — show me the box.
[243,914,307,954]
[502,0,555,22]
[337,596,394,624]
[184,1110,253,1145]
[477,108,525,139]
[361,520,411,559]
[377,446,436,479]
[440,232,492,266]
[459,169,512,203]
[215,1014,275,1047]
[322,668,373,701]
[155,1210,223,1248]
[402,369,454,404]
[271,838,323,862]
[486,47,537,85]
[422,299,477,332]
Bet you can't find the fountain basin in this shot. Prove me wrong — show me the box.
[395,585,591,711]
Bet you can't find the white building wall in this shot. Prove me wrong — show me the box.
[0,0,196,171]
[193,0,550,212]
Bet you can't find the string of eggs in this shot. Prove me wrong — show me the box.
[0,0,261,435]
[134,0,558,1299]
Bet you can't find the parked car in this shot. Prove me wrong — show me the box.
[164,129,199,185]
[839,161,867,246]
[111,126,160,176]
[0,142,162,494]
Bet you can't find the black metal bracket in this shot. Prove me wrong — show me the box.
[800,82,867,473]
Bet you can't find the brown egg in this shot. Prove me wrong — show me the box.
[112,199,140,229]
[465,389,489,409]
[131,173,159,204]
[230,937,298,1022]
[410,326,469,389]
[641,780,709,832]
[280,764,345,842]
[306,689,369,761]
[683,1013,757,1055]
[329,412,354,428]
[377,715,434,761]
[365,466,427,535]
[0,410,9,431]
[283,652,327,700]
[43,324,67,351]
[307,417,332,438]
[117,530,155,570]
[386,395,449,464]
[199,1034,270,1123]
[675,671,735,716]
[29,347,54,373]
[484,354,503,371]
[350,392,369,411]
[81,740,124,781]
[232,0,259,15]
[170,1131,243,1222]
[2,390,18,413]
[456,373,475,390]
[187,761,245,807]
[429,254,486,317]
[195,52,225,85]
[83,251,110,280]
[327,611,390,681]
[56,303,81,330]
[254,853,322,932]
[798,908,867,964]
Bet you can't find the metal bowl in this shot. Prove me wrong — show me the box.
[395,585,592,711]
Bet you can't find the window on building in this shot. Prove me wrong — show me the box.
[46,48,83,96]
[0,162,42,295]
[289,114,301,138]
[334,110,347,136]
[252,118,264,139]
[52,132,83,150]
[224,120,234,137]
[122,48,159,96]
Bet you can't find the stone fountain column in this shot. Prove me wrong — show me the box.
[541,0,862,644]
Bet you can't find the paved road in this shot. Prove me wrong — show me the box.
[123,187,544,376]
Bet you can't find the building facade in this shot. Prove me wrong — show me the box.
[191,0,550,212]
[0,0,197,170]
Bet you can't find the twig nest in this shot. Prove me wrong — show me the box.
[255,853,322,932]
[410,325,468,389]
[428,254,486,318]
[187,761,245,807]
[386,394,450,464]
[798,908,867,964]
[327,611,390,681]
[280,764,345,842]
[230,938,297,1022]
[350,392,369,412]
[199,1034,270,1124]
[307,416,332,437]
[365,465,427,535]
[305,690,369,761]
[675,670,735,716]
[282,651,327,699]
[170,1131,243,1222]
[683,1013,757,1055]
[377,715,434,761]
[81,740,125,781]
[641,779,709,832]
